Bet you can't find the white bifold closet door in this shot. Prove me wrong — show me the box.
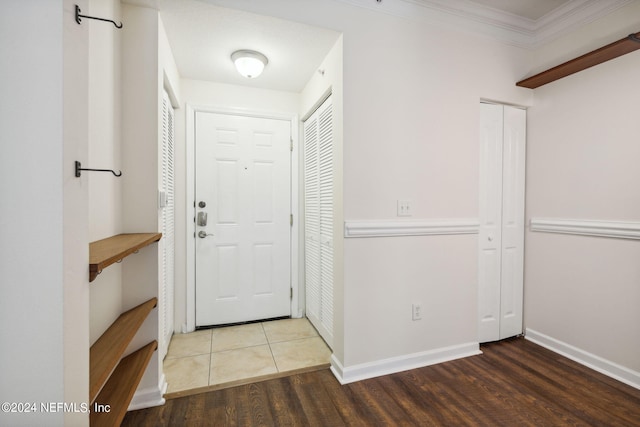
[304,95,334,348]
[159,89,175,360]
[478,102,526,343]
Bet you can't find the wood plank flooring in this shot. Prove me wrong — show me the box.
[122,337,640,426]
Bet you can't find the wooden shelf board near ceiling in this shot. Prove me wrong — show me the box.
[89,233,162,282]
[517,32,640,89]
[89,298,158,403]
[90,340,158,427]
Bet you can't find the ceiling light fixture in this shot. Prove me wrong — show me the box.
[231,50,268,79]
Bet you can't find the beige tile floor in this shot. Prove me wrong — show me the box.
[163,318,331,396]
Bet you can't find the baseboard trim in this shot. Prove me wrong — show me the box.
[330,342,481,384]
[525,329,640,390]
[344,219,480,238]
[128,374,167,411]
[530,218,640,240]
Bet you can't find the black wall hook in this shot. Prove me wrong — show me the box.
[75,161,122,177]
[75,5,123,28]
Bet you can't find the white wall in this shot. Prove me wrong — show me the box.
[202,0,532,377]
[525,2,640,381]
[120,5,181,408]
[341,10,531,368]
[88,0,123,346]
[62,0,91,423]
[1,1,89,425]
[120,2,163,405]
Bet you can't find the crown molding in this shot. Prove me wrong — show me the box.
[533,0,633,47]
[334,0,632,48]
[335,0,533,47]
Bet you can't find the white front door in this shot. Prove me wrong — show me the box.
[478,102,526,343]
[195,112,292,326]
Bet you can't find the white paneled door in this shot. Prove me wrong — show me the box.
[478,102,526,343]
[195,112,291,326]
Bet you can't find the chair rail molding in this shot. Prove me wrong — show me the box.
[530,218,640,240]
[344,219,480,238]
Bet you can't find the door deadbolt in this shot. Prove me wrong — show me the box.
[199,201,206,208]
[197,211,208,227]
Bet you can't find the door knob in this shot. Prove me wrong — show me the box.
[198,231,214,238]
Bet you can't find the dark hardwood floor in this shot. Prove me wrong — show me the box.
[123,337,640,426]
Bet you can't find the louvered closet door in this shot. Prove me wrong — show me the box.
[304,112,321,326]
[304,95,333,348]
[159,89,175,360]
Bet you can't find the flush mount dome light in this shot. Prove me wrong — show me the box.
[231,50,268,78]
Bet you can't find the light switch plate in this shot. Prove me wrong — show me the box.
[397,200,412,217]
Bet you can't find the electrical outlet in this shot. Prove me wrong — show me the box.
[397,200,412,217]
[412,303,422,321]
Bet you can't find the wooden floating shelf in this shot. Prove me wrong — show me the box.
[89,233,162,282]
[517,31,640,89]
[89,298,158,403]
[90,341,158,427]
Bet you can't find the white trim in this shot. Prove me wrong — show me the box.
[290,116,301,319]
[525,329,640,390]
[128,375,167,411]
[335,0,531,47]
[529,218,640,240]
[162,70,180,109]
[330,343,481,385]
[333,0,631,48]
[185,104,300,331]
[344,219,480,238]
[188,104,297,122]
[185,105,195,332]
[301,87,333,123]
[534,0,633,47]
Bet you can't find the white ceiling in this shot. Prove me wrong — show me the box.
[157,0,341,93]
[153,0,619,93]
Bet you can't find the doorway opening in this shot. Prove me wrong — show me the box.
[185,107,301,326]
[193,110,294,327]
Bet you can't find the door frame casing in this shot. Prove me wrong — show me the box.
[185,104,300,332]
